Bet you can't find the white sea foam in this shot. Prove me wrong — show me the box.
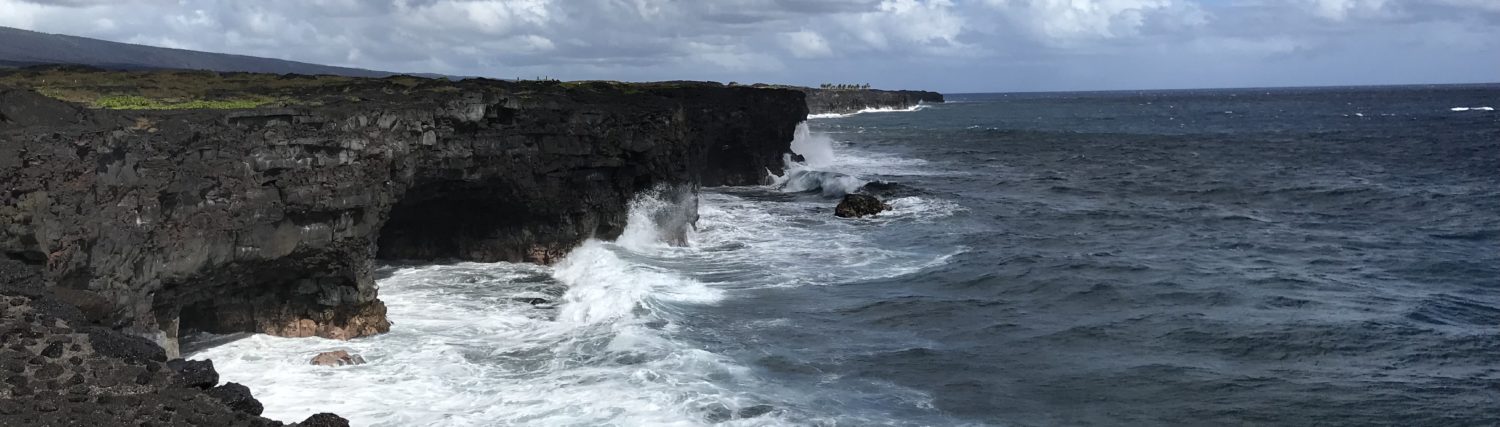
[807,103,929,119]
[1451,106,1494,112]
[787,122,835,167]
[192,190,791,426]
[191,128,964,426]
[884,196,968,220]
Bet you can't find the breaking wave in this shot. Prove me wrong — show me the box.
[807,103,930,119]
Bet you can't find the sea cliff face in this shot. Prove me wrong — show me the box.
[0,74,807,360]
[799,88,944,115]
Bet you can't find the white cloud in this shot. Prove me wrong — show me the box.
[1,0,1495,91]
[985,0,1208,42]
[1301,0,1393,21]
[0,0,46,29]
[782,30,834,58]
[838,0,972,55]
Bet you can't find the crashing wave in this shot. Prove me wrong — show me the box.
[1450,107,1494,112]
[773,167,866,198]
[807,103,930,119]
[771,123,867,197]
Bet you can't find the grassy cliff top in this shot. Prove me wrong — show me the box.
[0,66,758,110]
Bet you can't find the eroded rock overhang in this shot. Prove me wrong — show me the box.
[0,78,807,355]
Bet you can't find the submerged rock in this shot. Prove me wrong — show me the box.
[738,404,776,418]
[310,350,366,367]
[834,194,891,218]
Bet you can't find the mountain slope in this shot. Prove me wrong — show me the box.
[0,26,396,77]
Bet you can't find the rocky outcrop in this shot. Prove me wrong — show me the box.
[798,88,943,115]
[835,194,891,218]
[0,259,348,426]
[0,72,807,358]
[309,350,364,367]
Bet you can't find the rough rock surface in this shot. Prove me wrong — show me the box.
[0,258,347,426]
[798,88,944,115]
[309,350,364,367]
[0,73,806,352]
[834,194,891,218]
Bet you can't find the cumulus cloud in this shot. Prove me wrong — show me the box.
[984,0,1207,42]
[0,0,1494,91]
[782,30,834,58]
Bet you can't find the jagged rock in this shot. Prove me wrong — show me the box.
[0,289,289,426]
[835,194,892,218]
[795,87,944,115]
[0,69,805,356]
[1,69,810,426]
[310,350,366,367]
[167,359,219,389]
[207,382,265,416]
[299,412,352,427]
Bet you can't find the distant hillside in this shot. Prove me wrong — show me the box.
[0,26,400,77]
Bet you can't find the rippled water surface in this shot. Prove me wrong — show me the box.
[195,85,1499,426]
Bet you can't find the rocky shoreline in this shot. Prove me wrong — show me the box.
[1,68,808,424]
[797,87,944,115]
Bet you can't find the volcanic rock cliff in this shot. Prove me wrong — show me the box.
[798,88,944,115]
[0,69,807,364]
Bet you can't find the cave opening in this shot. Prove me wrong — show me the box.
[376,179,626,264]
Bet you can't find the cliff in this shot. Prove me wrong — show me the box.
[0,68,807,360]
[797,88,944,115]
[2,259,348,426]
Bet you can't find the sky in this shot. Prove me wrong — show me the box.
[2,0,1497,92]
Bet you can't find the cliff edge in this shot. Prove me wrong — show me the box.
[797,88,943,115]
[0,68,807,358]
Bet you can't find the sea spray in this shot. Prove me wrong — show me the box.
[774,124,866,197]
[618,184,700,251]
[788,122,835,167]
[191,187,775,426]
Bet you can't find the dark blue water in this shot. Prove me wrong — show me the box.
[704,85,1500,425]
[203,85,1499,426]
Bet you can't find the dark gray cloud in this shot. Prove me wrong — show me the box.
[1,0,1495,91]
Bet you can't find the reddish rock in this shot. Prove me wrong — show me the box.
[310,350,366,367]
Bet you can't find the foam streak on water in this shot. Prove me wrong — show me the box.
[192,140,963,426]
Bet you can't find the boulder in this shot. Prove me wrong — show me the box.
[166,359,219,389]
[298,413,352,427]
[310,350,366,367]
[207,382,264,416]
[834,194,891,218]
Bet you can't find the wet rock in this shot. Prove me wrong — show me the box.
[207,382,264,416]
[298,413,352,427]
[738,404,775,418]
[703,403,734,423]
[834,194,891,218]
[167,359,219,389]
[310,350,366,367]
[511,297,551,306]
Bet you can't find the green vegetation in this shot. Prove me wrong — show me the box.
[0,66,770,111]
[0,67,423,110]
[90,95,276,110]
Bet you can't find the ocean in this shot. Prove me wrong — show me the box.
[191,85,1499,426]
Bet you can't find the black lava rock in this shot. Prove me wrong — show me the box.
[298,413,352,427]
[208,382,265,416]
[167,359,219,389]
[834,194,891,218]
